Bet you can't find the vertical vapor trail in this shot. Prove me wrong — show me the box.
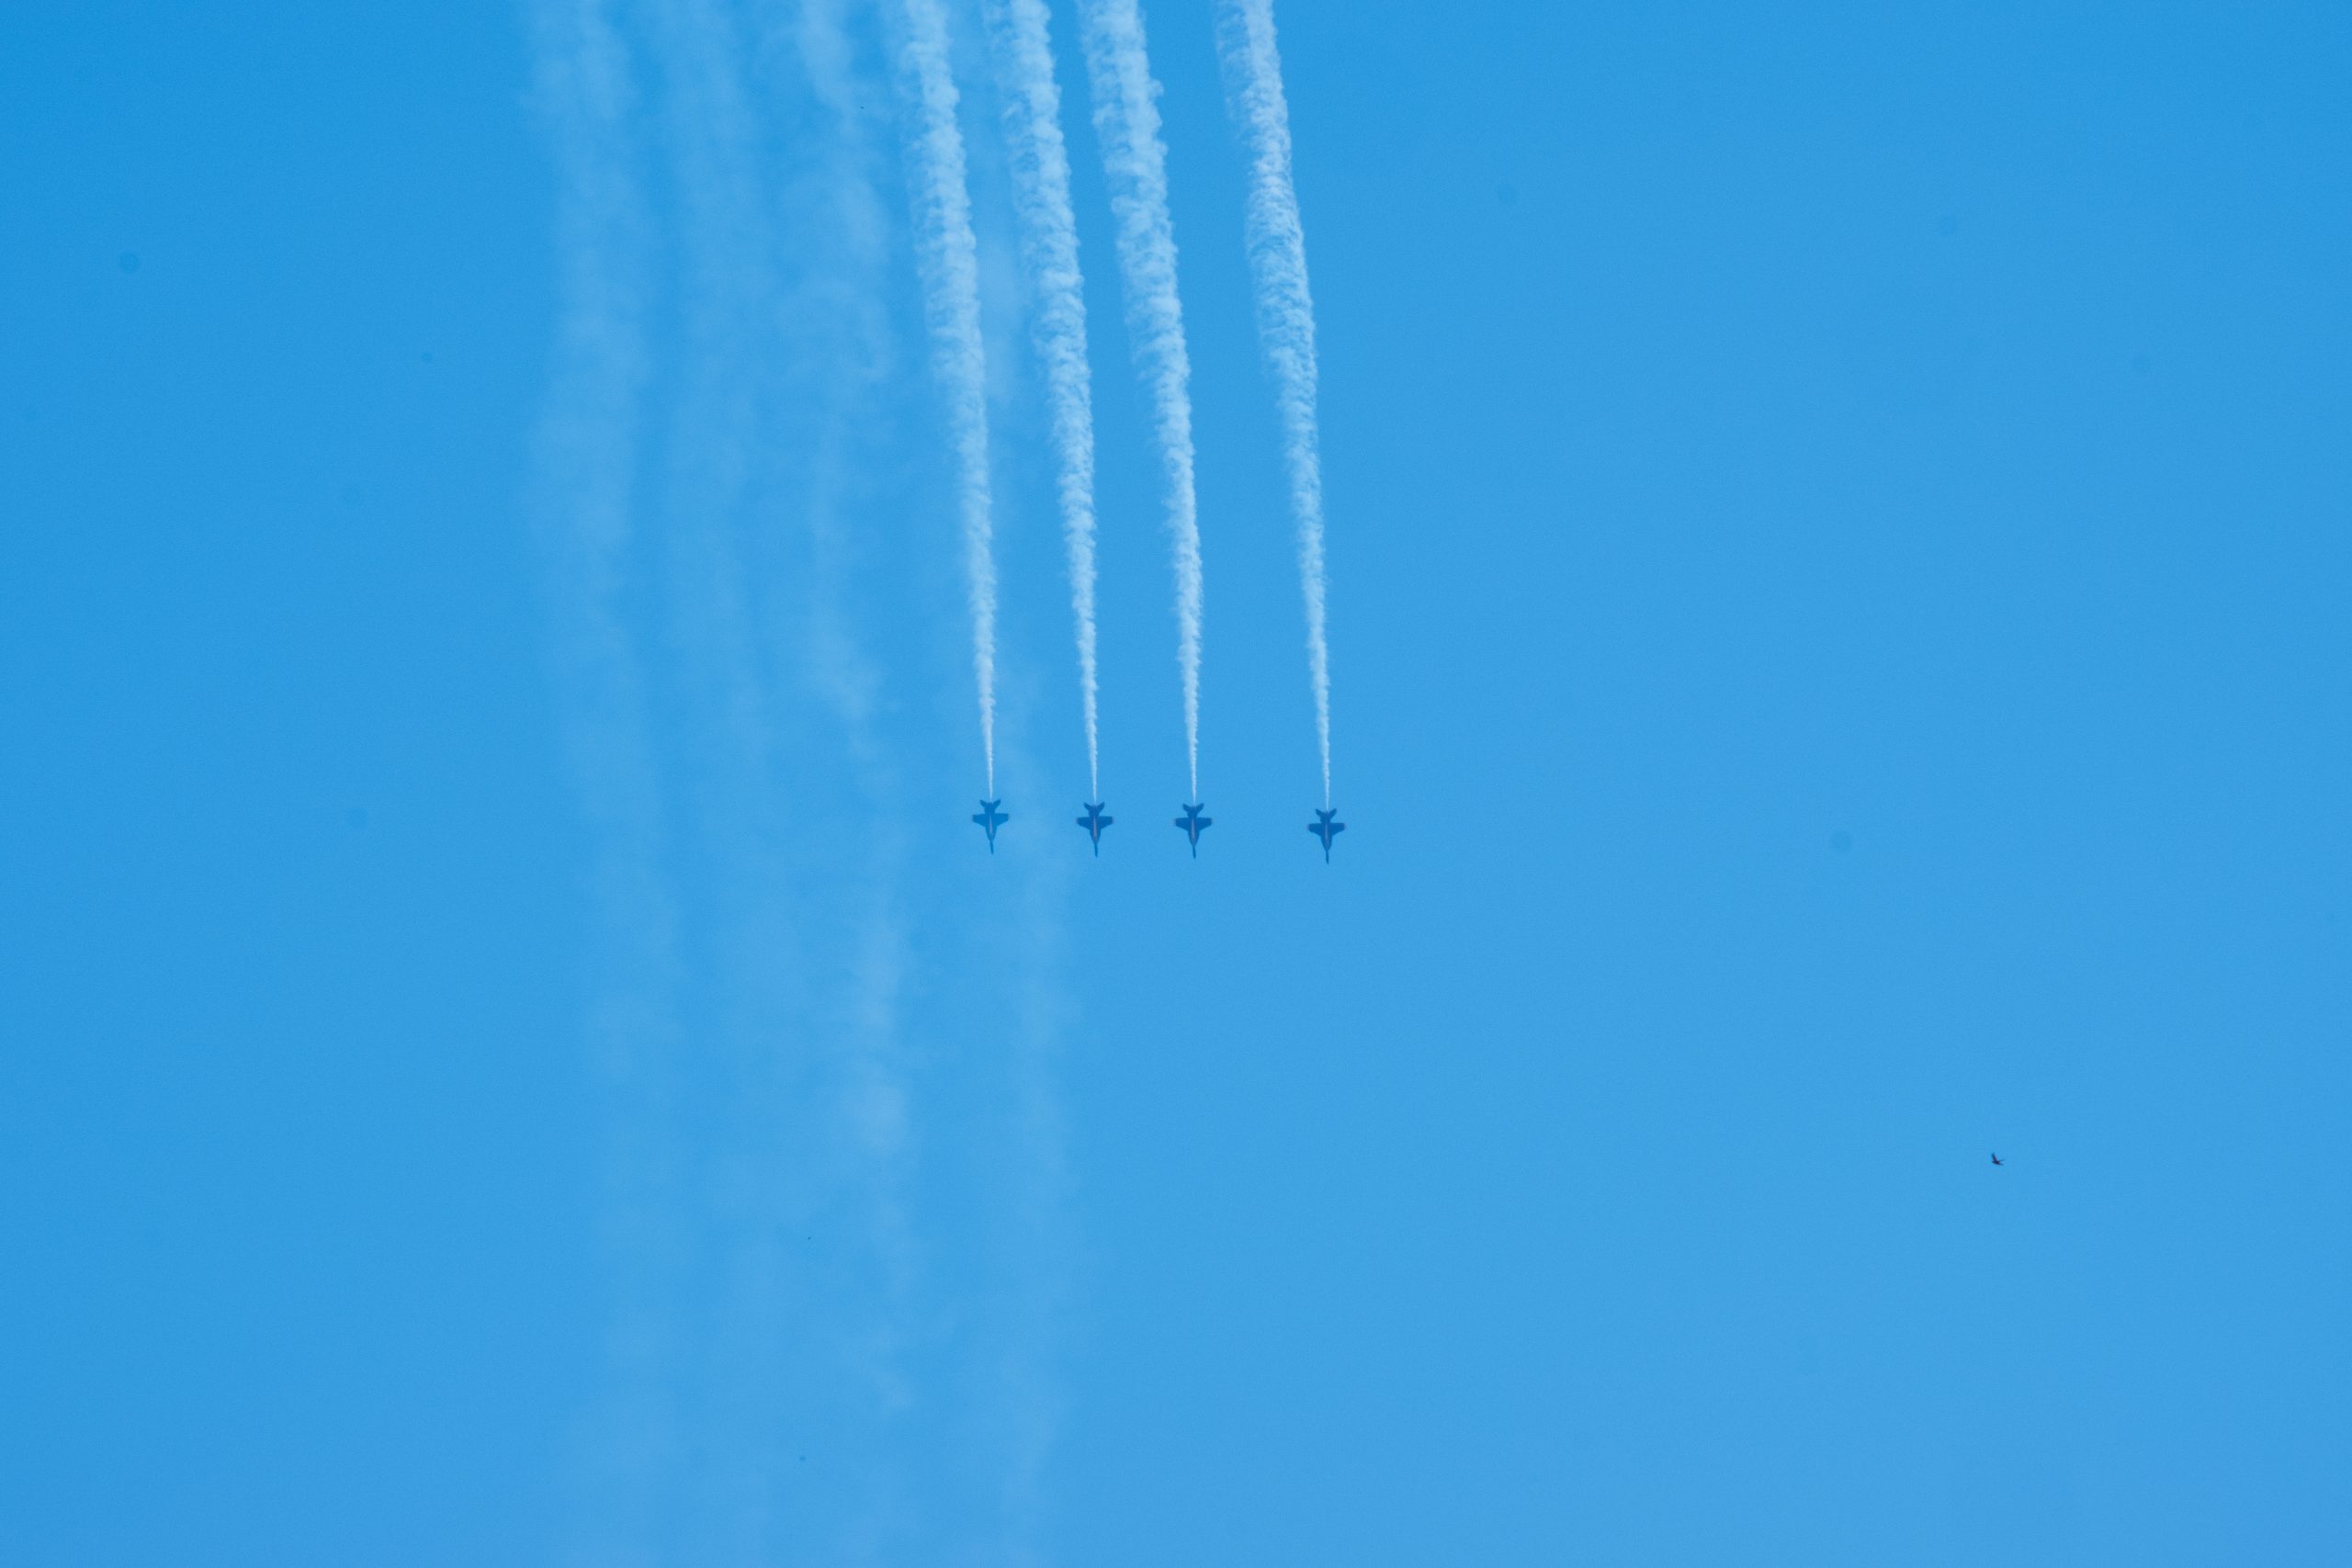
[984,0,1102,800]
[643,0,820,1555]
[891,0,1001,795]
[1075,0,1204,801]
[973,813,1076,1562]
[1215,0,1331,804]
[526,0,683,1555]
[780,0,927,1553]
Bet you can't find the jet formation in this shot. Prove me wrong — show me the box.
[971,796,1343,861]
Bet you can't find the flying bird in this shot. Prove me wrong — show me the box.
[1076,802,1113,855]
[972,798,1008,853]
[1307,807,1345,862]
[1990,1152,2004,1167]
[1173,802,1212,857]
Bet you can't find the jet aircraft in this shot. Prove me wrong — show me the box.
[1307,808,1346,862]
[1173,803,1212,857]
[972,798,1008,852]
[1076,802,1113,854]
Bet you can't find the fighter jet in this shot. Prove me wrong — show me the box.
[1172,803,1212,857]
[972,799,1008,852]
[1076,802,1113,855]
[1307,807,1346,862]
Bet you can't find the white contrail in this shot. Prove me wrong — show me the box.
[526,0,684,1555]
[984,0,1102,801]
[645,2,841,1555]
[1215,0,1331,805]
[780,3,926,1554]
[1075,0,1204,801]
[891,0,1001,795]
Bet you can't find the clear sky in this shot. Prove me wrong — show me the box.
[4,2,2348,1563]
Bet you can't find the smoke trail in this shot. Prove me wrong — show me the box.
[1075,0,1204,800]
[983,0,1102,800]
[640,1,836,1556]
[775,1,928,1555]
[526,0,685,1556]
[890,0,1001,795]
[1214,0,1331,804]
[971,779,1076,1562]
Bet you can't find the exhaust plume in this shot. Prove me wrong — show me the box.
[984,0,1102,800]
[1075,0,1204,801]
[1215,0,1332,804]
[891,0,1001,793]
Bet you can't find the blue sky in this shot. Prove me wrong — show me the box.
[4,1,2349,1563]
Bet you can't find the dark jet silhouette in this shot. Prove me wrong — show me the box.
[972,798,1008,852]
[1076,802,1113,855]
[1173,802,1212,857]
[1307,807,1346,862]
[1989,1152,2004,1167]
